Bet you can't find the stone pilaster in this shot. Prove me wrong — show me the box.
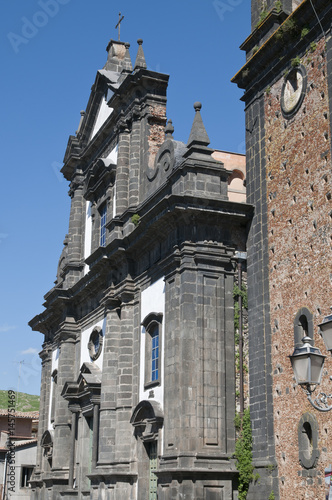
[98,304,121,465]
[160,244,238,495]
[114,295,135,464]
[129,116,140,208]
[66,169,85,287]
[52,318,78,473]
[36,344,52,474]
[115,127,130,216]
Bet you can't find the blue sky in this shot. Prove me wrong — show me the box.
[0,0,250,396]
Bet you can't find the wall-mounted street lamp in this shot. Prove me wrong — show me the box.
[289,314,332,411]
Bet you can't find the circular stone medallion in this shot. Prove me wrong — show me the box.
[281,65,307,118]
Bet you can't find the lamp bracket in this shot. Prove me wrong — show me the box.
[303,384,332,412]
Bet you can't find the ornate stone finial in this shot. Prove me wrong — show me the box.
[187,101,210,148]
[194,102,202,112]
[134,39,147,70]
[165,119,174,139]
[122,42,133,72]
[76,110,85,136]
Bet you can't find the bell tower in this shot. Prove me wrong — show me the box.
[233,0,332,499]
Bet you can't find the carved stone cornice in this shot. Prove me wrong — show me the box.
[57,317,79,343]
[68,170,84,197]
[113,277,137,304]
[84,158,116,201]
[39,343,52,363]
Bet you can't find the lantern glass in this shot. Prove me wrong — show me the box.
[289,337,325,386]
[319,315,332,352]
[290,354,310,385]
[310,353,325,384]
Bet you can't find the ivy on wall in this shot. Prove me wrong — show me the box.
[233,283,248,334]
[235,409,254,500]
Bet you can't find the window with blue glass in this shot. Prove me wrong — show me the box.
[151,325,159,382]
[99,203,107,247]
[142,312,163,389]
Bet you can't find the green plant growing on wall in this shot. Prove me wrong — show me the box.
[234,412,241,430]
[259,7,268,23]
[233,283,248,333]
[131,214,141,226]
[310,41,317,52]
[301,26,310,39]
[253,45,259,54]
[235,409,254,500]
[291,55,301,67]
[268,490,275,500]
[275,0,282,12]
[276,17,298,40]
[266,86,271,95]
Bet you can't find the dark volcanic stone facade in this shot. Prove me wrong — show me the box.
[30,39,252,499]
[233,1,332,499]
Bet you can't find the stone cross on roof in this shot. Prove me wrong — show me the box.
[115,12,124,41]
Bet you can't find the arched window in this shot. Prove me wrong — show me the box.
[141,313,163,389]
[50,370,57,424]
[298,413,319,469]
[294,307,314,348]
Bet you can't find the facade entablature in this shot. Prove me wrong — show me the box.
[84,158,116,202]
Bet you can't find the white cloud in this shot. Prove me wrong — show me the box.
[0,324,16,333]
[20,348,39,355]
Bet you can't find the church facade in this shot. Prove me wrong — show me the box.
[232,0,332,498]
[29,38,251,499]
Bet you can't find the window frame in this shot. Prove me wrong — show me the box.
[142,313,163,390]
[20,466,34,488]
[50,369,58,424]
[88,327,103,361]
[99,202,107,247]
[294,307,314,348]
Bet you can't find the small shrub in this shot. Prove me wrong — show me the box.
[276,17,298,40]
[275,0,282,12]
[301,26,309,39]
[131,214,140,226]
[268,491,275,500]
[259,8,268,23]
[310,41,317,52]
[291,55,301,67]
[266,86,271,95]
